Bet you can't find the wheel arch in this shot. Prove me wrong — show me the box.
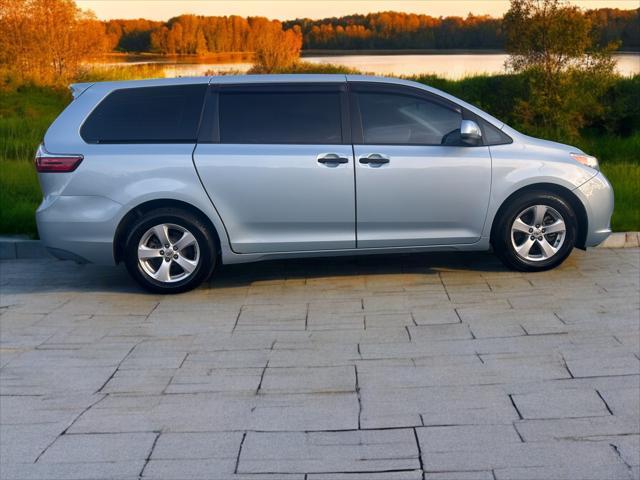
[113,199,222,264]
[489,183,589,250]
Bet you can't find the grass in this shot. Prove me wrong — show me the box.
[599,162,640,232]
[0,86,70,161]
[0,86,69,237]
[0,158,40,236]
[0,72,637,237]
[75,64,166,83]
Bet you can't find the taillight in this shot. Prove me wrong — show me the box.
[34,154,83,173]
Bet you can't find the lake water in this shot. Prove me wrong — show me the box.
[306,53,640,78]
[100,52,639,79]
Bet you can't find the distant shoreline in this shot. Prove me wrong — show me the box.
[301,49,506,56]
[303,48,639,56]
[96,49,639,62]
[95,52,254,64]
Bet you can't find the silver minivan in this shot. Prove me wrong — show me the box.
[35,74,613,293]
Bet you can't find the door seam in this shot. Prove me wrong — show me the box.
[479,145,494,239]
[346,80,359,249]
[352,143,358,248]
[190,143,235,253]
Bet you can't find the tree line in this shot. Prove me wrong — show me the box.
[104,15,303,56]
[284,13,504,50]
[101,8,639,53]
[284,9,638,50]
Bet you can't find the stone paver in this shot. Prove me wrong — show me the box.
[37,432,158,463]
[238,429,419,474]
[510,388,612,419]
[1,249,638,479]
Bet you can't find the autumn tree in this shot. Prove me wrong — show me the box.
[0,0,106,85]
[250,19,302,72]
[147,15,301,70]
[503,0,618,139]
[106,18,162,52]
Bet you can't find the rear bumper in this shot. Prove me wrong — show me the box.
[36,195,121,265]
[575,171,614,247]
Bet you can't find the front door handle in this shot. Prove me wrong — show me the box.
[359,153,390,165]
[317,153,349,165]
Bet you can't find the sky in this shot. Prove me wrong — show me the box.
[76,0,639,21]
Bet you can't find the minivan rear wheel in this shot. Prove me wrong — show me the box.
[493,191,577,272]
[124,208,217,293]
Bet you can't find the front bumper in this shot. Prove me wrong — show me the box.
[36,195,122,265]
[575,171,614,247]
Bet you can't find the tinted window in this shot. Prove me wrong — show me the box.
[480,119,513,145]
[81,84,207,143]
[356,92,461,145]
[219,90,342,144]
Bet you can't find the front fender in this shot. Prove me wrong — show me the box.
[483,145,598,238]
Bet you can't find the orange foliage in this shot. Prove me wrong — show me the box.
[0,0,107,85]
[144,14,302,70]
[251,20,302,72]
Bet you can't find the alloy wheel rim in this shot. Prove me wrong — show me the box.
[137,223,200,283]
[510,205,566,262]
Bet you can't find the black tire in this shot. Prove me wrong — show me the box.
[492,191,577,272]
[123,208,217,293]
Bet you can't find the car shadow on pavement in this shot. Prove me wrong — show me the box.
[210,251,513,288]
[0,250,531,295]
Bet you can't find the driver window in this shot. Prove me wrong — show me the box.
[356,91,462,145]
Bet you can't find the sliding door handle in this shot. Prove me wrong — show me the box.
[317,153,349,165]
[359,153,390,165]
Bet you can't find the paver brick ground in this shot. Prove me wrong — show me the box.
[1,249,639,479]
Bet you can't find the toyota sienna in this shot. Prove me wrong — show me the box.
[35,75,614,293]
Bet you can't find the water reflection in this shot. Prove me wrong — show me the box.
[94,52,639,79]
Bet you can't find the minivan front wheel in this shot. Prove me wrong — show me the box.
[124,208,217,293]
[493,192,577,272]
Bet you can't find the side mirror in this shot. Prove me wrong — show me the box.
[460,120,482,145]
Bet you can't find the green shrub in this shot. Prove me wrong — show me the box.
[598,76,640,136]
[409,73,529,126]
[249,60,361,75]
[576,132,640,165]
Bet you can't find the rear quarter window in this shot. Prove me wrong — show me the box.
[81,84,207,143]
